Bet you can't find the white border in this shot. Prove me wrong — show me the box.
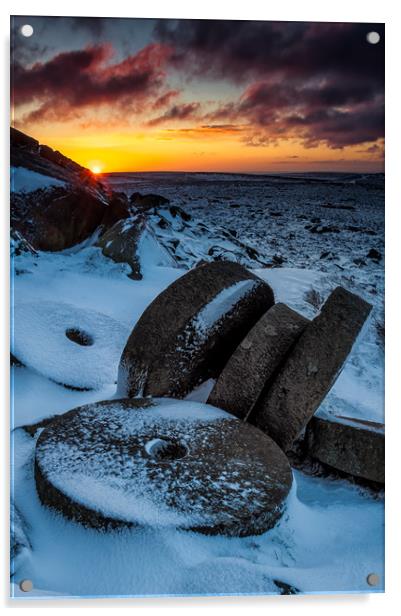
[1,1,400,613]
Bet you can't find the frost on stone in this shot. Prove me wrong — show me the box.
[12,301,130,390]
[35,399,292,535]
[175,279,261,377]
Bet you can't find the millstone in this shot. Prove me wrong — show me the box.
[207,303,308,420]
[34,398,292,536]
[12,301,130,390]
[249,287,372,451]
[117,261,275,398]
[306,415,384,484]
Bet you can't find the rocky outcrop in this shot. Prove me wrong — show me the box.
[249,287,372,452]
[130,191,170,209]
[11,185,129,251]
[34,398,293,536]
[97,214,177,280]
[97,215,147,279]
[11,127,130,251]
[118,261,275,398]
[144,205,269,270]
[208,303,308,420]
[11,127,102,191]
[305,415,384,484]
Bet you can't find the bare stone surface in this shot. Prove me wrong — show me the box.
[130,192,170,209]
[249,287,372,451]
[306,415,384,484]
[118,261,275,398]
[34,398,293,536]
[207,303,308,420]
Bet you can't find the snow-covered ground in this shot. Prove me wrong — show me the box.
[10,171,384,597]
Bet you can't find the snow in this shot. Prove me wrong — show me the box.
[11,166,66,193]
[185,378,216,402]
[11,365,116,429]
[151,398,230,421]
[192,279,259,338]
[11,425,384,597]
[136,226,178,272]
[10,171,384,597]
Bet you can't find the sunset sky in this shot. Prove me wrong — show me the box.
[11,16,384,173]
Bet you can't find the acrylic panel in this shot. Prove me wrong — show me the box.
[10,15,384,599]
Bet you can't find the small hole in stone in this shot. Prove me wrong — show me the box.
[65,328,94,346]
[145,437,188,461]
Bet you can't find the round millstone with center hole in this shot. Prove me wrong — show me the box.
[34,398,293,536]
[12,301,130,389]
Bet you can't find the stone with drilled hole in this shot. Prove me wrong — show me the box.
[117,261,274,398]
[208,303,308,419]
[306,415,384,484]
[249,287,372,451]
[34,398,292,536]
[12,301,130,389]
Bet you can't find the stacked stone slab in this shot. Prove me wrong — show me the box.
[249,287,372,452]
[306,415,384,484]
[34,398,293,536]
[117,261,275,398]
[207,303,309,420]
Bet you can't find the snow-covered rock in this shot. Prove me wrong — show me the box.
[10,128,131,251]
[146,205,269,270]
[97,215,177,280]
[118,261,275,398]
[11,166,66,193]
[12,301,130,390]
[34,398,293,535]
[306,415,384,484]
[10,229,36,258]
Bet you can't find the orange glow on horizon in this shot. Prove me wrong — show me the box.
[14,123,384,175]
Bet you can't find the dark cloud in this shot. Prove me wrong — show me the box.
[11,18,384,151]
[207,79,385,148]
[155,19,384,148]
[155,20,384,84]
[204,81,384,149]
[12,42,173,123]
[147,102,200,126]
[152,90,180,109]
